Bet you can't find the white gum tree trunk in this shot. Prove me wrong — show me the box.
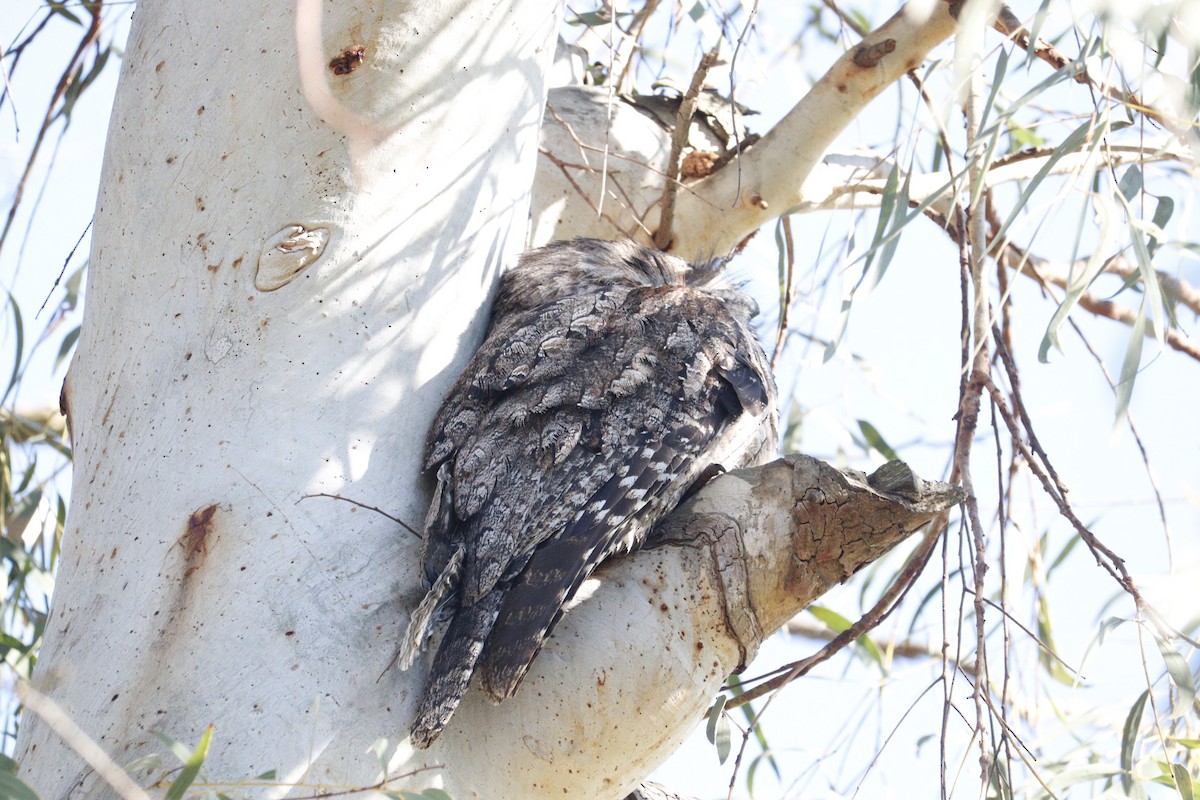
[16,0,572,795]
[16,2,965,798]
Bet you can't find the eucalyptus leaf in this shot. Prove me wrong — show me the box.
[1171,763,1194,800]
[1154,637,1197,709]
[1121,690,1148,792]
[163,726,213,800]
[0,771,40,800]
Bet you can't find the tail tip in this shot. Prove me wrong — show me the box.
[409,720,440,750]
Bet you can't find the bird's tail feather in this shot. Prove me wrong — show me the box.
[409,588,503,749]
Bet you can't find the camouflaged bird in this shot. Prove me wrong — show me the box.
[399,238,779,748]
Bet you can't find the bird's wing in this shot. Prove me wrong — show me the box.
[477,285,776,701]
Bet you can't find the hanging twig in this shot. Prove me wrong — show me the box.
[0,3,103,254]
[986,329,1145,604]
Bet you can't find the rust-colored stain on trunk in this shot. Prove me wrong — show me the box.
[329,46,365,75]
[179,503,219,577]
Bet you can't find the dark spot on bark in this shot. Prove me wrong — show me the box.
[101,386,119,427]
[285,630,295,637]
[232,256,243,269]
[185,352,193,360]
[329,46,365,75]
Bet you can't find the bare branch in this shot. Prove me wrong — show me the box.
[1016,250,1200,321]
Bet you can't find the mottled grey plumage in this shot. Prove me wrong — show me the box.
[401,238,778,749]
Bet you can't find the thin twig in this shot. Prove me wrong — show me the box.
[544,102,693,239]
[893,194,1200,364]
[949,51,992,778]
[37,217,91,318]
[1001,243,1200,362]
[1066,317,1174,565]
[187,765,445,800]
[980,367,1142,604]
[0,8,56,120]
[988,327,1068,495]
[614,0,662,93]
[0,3,103,254]
[988,336,1018,788]
[299,492,419,537]
[960,666,1063,800]
[653,46,719,251]
[539,147,653,239]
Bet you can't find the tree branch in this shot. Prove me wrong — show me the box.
[650,456,963,701]
[991,5,1180,136]
[668,0,959,254]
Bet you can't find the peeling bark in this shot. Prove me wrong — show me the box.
[650,455,962,672]
[622,455,960,800]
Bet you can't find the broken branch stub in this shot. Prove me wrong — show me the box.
[649,454,963,668]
